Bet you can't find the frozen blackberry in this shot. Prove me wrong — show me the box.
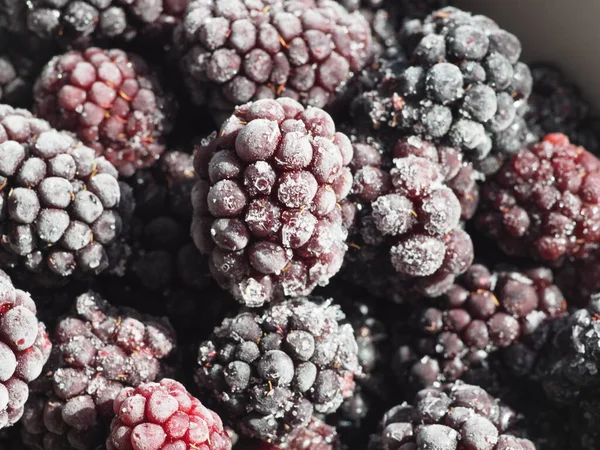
[526,63,600,154]
[346,135,475,296]
[0,269,52,430]
[106,378,231,450]
[175,0,372,114]
[237,418,340,450]
[369,382,535,450]
[192,98,353,306]
[0,104,126,284]
[21,291,176,450]
[392,264,567,394]
[353,6,534,173]
[555,254,600,308]
[11,0,189,48]
[34,47,175,177]
[535,303,600,449]
[195,297,360,444]
[476,133,600,265]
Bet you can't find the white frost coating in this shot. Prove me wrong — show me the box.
[391,237,445,277]
[391,155,443,197]
[238,278,268,308]
[34,130,76,157]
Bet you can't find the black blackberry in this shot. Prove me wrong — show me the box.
[392,264,567,395]
[6,0,190,48]
[526,63,600,154]
[21,291,176,450]
[195,297,361,444]
[344,135,475,298]
[0,104,126,286]
[369,382,536,450]
[192,98,353,307]
[174,0,373,114]
[352,6,535,174]
[0,269,52,430]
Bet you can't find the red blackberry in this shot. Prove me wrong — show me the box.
[34,47,175,177]
[346,135,475,297]
[106,378,231,450]
[476,133,600,265]
[237,418,340,450]
[21,291,176,450]
[0,269,51,430]
[195,297,360,444]
[370,382,536,450]
[13,0,189,47]
[192,98,353,306]
[352,6,534,174]
[526,63,600,154]
[0,104,127,285]
[174,0,373,113]
[392,264,567,394]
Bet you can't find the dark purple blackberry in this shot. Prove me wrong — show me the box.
[392,264,567,394]
[174,0,373,114]
[476,133,600,265]
[345,135,475,298]
[535,302,600,449]
[192,98,353,306]
[237,418,340,450]
[0,269,52,430]
[34,47,175,177]
[106,378,232,450]
[0,104,127,285]
[555,254,600,308]
[10,0,190,48]
[195,297,360,444]
[369,382,536,450]
[21,291,176,450]
[526,63,600,154]
[352,6,535,174]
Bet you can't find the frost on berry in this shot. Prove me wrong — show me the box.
[21,291,176,450]
[175,0,373,113]
[34,48,175,177]
[192,98,353,306]
[0,269,51,430]
[345,136,475,298]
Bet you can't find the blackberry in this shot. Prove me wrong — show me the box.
[106,378,231,450]
[0,104,126,284]
[392,264,567,394]
[8,0,189,48]
[536,303,600,449]
[555,255,600,308]
[34,47,175,177]
[476,133,600,265]
[237,418,340,450]
[0,269,52,430]
[195,297,360,444]
[352,6,534,174]
[346,135,475,297]
[192,98,353,306]
[174,0,373,114]
[21,291,176,450]
[369,382,536,450]
[526,63,600,154]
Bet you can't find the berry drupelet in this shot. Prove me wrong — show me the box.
[34,47,174,177]
[195,297,360,444]
[21,291,176,450]
[476,133,600,265]
[237,418,340,450]
[192,98,353,307]
[353,6,534,174]
[347,135,475,296]
[0,104,126,285]
[369,382,536,450]
[526,63,600,154]
[106,378,231,450]
[174,0,373,113]
[15,0,189,47]
[392,264,567,394]
[0,269,51,430]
